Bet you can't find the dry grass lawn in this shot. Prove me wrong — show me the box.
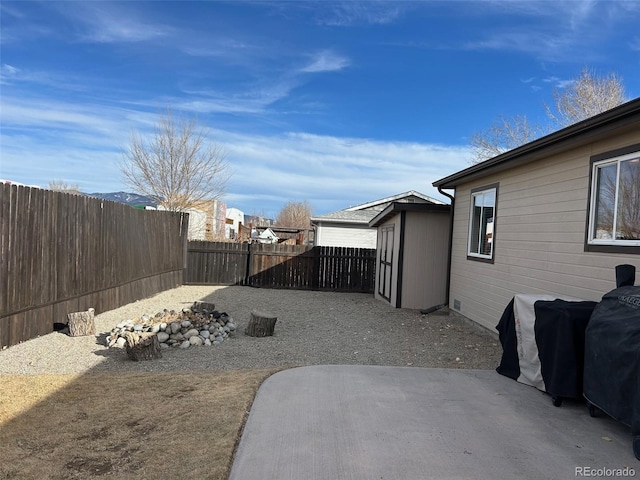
[0,369,281,480]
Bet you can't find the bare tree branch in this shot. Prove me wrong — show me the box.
[545,67,627,128]
[469,115,544,163]
[469,68,627,164]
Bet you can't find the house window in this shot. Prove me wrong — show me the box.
[588,150,640,248]
[468,184,498,262]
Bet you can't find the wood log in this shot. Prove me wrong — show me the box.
[245,311,277,337]
[124,332,162,361]
[67,308,95,337]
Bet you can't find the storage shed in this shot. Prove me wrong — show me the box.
[311,190,444,248]
[369,202,451,309]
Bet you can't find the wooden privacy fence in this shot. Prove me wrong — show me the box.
[185,241,376,292]
[0,184,189,348]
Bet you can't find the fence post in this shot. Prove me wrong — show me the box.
[246,242,254,286]
[311,246,320,289]
[181,212,189,285]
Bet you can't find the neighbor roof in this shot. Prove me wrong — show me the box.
[433,97,640,190]
[311,209,383,225]
[311,190,445,225]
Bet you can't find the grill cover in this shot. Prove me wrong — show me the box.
[584,285,640,440]
[496,294,597,399]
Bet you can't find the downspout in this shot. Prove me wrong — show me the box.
[438,186,455,308]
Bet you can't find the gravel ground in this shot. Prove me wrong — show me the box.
[0,285,501,375]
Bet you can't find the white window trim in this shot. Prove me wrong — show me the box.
[588,150,640,247]
[468,186,497,260]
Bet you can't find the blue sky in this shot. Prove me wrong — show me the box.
[1,1,639,217]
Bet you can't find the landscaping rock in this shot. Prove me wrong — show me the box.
[106,301,237,351]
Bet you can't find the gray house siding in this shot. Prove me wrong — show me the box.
[447,129,640,331]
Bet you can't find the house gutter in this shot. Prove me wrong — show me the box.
[438,186,455,308]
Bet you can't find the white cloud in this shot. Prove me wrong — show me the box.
[542,76,574,89]
[2,64,18,75]
[0,64,19,84]
[454,1,632,63]
[0,97,470,217]
[217,131,470,215]
[55,3,172,44]
[314,2,403,27]
[301,51,350,73]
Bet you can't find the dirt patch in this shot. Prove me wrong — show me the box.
[0,369,280,480]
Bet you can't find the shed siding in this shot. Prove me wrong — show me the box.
[449,131,640,331]
[316,223,377,248]
[401,211,450,309]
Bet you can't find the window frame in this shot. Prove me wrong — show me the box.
[585,144,640,254]
[467,183,499,263]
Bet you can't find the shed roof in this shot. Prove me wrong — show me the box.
[369,202,451,227]
[433,97,640,190]
[343,190,444,211]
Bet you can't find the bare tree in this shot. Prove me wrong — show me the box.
[469,68,627,164]
[469,115,545,163]
[546,67,627,128]
[275,200,313,229]
[121,109,230,211]
[47,179,82,194]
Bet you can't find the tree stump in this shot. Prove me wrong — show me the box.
[67,308,96,337]
[245,311,277,337]
[124,332,162,361]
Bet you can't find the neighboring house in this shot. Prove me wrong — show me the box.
[369,202,451,309]
[311,191,445,248]
[252,227,279,244]
[433,97,640,331]
[225,207,245,240]
[168,199,226,241]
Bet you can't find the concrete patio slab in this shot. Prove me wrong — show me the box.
[229,366,637,480]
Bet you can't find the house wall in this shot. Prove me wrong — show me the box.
[225,207,244,240]
[374,216,401,305]
[448,129,640,331]
[401,211,450,309]
[186,208,207,240]
[316,223,377,248]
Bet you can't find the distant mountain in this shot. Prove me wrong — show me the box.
[88,192,159,208]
